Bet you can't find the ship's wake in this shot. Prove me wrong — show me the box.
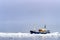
[0,32,60,38]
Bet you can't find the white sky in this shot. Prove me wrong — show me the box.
[0,0,60,32]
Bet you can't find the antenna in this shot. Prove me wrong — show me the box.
[33,24,37,31]
[44,25,46,28]
[33,24,36,31]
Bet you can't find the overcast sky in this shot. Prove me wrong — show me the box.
[0,0,60,32]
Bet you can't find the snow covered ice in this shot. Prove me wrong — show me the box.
[0,32,60,38]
